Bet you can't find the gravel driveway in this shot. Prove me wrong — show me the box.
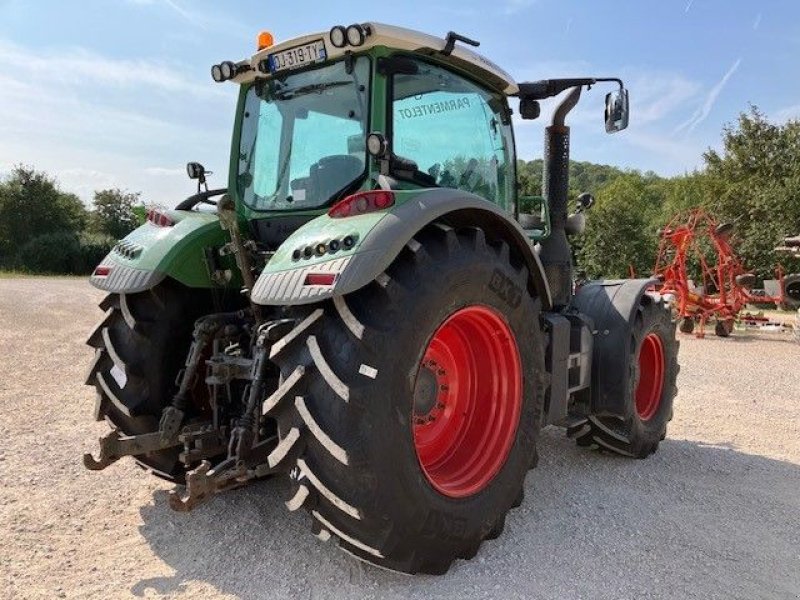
[1,277,799,600]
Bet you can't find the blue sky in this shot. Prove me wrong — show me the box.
[1,0,798,206]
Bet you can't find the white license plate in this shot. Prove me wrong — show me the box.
[268,40,327,73]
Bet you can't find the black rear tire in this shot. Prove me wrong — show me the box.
[85,281,212,481]
[780,274,800,311]
[265,224,546,574]
[573,295,679,458]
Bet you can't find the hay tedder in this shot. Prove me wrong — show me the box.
[654,209,800,337]
[82,23,680,574]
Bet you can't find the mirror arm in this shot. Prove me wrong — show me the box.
[517,77,623,100]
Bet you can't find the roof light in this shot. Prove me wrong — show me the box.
[346,24,365,47]
[304,273,337,286]
[211,60,238,83]
[146,208,175,227]
[328,190,395,219]
[257,31,274,50]
[329,25,347,48]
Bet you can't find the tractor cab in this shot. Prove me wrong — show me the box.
[208,25,529,242]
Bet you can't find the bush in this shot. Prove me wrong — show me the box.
[78,233,115,272]
[14,231,115,274]
[16,232,83,274]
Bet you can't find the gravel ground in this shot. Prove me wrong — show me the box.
[1,277,799,600]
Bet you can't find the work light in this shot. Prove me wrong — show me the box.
[329,25,347,48]
[346,24,365,47]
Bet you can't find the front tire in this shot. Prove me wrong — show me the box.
[574,295,679,458]
[266,224,546,574]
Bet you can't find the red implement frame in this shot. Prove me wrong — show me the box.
[653,209,790,337]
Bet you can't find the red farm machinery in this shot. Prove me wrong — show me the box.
[654,209,800,337]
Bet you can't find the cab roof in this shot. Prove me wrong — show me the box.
[233,22,519,96]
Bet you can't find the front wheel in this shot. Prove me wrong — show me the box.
[573,295,679,458]
[265,224,546,574]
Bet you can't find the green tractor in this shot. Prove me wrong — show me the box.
[83,23,679,574]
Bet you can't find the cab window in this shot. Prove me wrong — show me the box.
[391,58,514,211]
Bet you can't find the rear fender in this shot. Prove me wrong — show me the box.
[250,188,552,309]
[570,278,659,418]
[89,210,234,294]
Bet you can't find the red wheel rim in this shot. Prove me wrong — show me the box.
[412,305,522,498]
[635,333,666,421]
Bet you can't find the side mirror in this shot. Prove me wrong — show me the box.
[604,89,629,133]
[519,97,541,120]
[186,162,208,182]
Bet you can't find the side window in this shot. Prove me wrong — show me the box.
[392,59,513,210]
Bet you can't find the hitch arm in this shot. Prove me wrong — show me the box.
[83,430,183,471]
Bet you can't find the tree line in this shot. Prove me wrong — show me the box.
[0,168,145,274]
[1,107,797,279]
[518,107,800,280]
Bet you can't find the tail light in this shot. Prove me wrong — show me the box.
[328,190,395,219]
[146,208,175,227]
[93,265,112,277]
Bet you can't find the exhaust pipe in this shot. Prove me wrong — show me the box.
[539,86,582,308]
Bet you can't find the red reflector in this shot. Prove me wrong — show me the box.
[304,273,337,286]
[328,190,395,218]
[146,208,175,227]
[94,266,112,277]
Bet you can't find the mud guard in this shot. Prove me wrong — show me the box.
[89,211,233,294]
[571,278,659,418]
[251,188,552,310]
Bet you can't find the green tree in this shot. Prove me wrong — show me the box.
[576,173,663,279]
[0,166,87,262]
[702,106,800,277]
[89,188,143,240]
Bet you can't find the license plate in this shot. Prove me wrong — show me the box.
[267,40,327,73]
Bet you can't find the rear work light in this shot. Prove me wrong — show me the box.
[146,208,175,227]
[328,190,395,219]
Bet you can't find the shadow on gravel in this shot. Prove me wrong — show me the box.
[134,432,800,600]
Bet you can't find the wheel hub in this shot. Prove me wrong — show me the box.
[413,361,444,421]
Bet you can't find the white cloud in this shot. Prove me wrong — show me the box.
[0,38,221,98]
[123,0,206,28]
[504,0,536,15]
[675,58,742,134]
[0,37,235,206]
[773,104,800,123]
[626,72,701,125]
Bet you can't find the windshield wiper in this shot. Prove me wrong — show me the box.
[274,80,352,100]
